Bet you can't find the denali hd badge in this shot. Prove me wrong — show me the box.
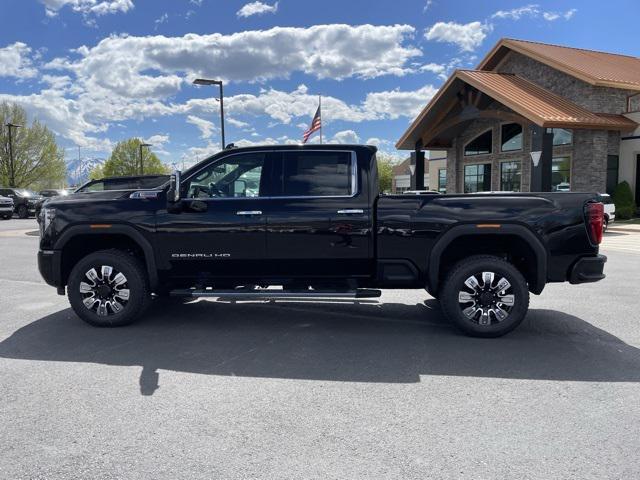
[172,253,231,258]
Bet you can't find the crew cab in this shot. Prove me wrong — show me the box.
[38,145,607,337]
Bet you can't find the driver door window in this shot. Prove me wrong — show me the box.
[185,153,265,199]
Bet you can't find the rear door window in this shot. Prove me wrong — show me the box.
[279,151,354,197]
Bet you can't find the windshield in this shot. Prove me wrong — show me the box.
[16,189,35,197]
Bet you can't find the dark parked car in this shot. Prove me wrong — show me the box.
[39,189,70,198]
[38,145,606,337]
[0,188,44,218]
[75,175,170,193]
[0,195,14,219]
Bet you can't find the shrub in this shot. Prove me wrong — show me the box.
[612,181,636,219]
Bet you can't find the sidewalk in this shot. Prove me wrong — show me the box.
[608,222,640,233]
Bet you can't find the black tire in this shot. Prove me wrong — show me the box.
[440,255,530,338]
[17,205,28,219]
[1,214,11,220]
[68,249,150,327]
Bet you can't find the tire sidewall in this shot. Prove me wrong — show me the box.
[441,257,529,337]
[68,251,147,327]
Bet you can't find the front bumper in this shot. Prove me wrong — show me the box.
[569,254,607,284]
[0,206,13,214]
[38,249,64,289]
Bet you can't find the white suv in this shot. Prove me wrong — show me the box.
[598,193,615,231]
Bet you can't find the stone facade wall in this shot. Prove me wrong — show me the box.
[497,51,635,114]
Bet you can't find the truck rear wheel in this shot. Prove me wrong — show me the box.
[67,249,150,327]
[439,255,529,338]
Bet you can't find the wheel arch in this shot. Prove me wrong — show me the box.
[54,224,158,289]
[428,224,547,295]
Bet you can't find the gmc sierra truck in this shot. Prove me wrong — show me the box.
[38,145,607,337]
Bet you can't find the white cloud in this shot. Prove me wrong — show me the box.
[0,42,38,78]
[237,1,279,18]
[329,130,360,144]
[39,0,134,17]
[144,133,170,155]
[361,85,439,120]
[492,4,540,20]
[186,115,216,139]
[543,9,577,21]
[425,21,491,52]
[423,0,434,12]
[492,4,577,22]
[154,13,168,29]
[178,84,439,125]
[227,118,251,128]
[45,25,420,100]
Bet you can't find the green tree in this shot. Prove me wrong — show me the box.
[89,164,104,180]
[612,181,636,219]
[101,138,170,177]
[377,153,395,193]
[0,102,66,188]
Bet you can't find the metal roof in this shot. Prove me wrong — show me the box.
[458,70,637,129]
[396,70,637,150]
[479,38,640,91]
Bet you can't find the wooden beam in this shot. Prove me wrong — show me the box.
[421,108,532,147]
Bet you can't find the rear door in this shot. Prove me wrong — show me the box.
[265,149,373,278]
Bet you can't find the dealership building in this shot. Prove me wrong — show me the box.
[396,38,640,202]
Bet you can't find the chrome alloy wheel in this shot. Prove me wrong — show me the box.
[457,271,515,326]
[79,265,130,316]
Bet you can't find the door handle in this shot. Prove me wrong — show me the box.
[236,210,262,216]
[337,209,364,214]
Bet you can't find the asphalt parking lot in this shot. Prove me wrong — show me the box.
[1,218,639,479]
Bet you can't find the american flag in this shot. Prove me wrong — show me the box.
[302,104,321,143]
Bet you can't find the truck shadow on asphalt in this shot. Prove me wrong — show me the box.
[1,298,639,395]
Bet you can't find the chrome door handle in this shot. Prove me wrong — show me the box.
[236,210,262,216]
[337,209,364,214]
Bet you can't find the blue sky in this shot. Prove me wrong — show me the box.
[0,0,638,169]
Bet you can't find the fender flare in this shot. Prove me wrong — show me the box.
[54,224,159,289]
[427,223,547,295]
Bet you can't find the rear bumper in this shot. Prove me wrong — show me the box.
[569,254,607,284]
[38,250,64,289]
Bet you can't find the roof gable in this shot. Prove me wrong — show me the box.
[478,38,640,91]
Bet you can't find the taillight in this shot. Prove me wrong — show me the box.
[585,202,604,245]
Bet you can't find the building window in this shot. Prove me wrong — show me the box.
[464,130,492,156]
[464,164,491,193]
[606,155,619,195]
[501,123,523,152]
[551,128,572,146]
[500,161,521,192]
[438,169,447,193]
[552,157,571,191]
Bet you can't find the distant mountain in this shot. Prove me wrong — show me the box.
[66,157,105,186]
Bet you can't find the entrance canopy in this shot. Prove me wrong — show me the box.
[396,70,637,150]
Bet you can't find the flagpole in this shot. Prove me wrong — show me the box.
[319,95,322,144]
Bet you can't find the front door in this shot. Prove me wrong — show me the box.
[265,149,373,279]
[154,151,271,282]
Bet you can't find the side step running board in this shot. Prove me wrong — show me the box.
[171,288,382,300]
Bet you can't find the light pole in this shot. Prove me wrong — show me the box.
[139,142,152,175]
[193,78,225,150]
[5,123,23,187]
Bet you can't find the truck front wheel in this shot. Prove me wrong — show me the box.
[439,255,530,337]
[67,249,150,327]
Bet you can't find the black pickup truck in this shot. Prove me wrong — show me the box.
[38,145,606,337]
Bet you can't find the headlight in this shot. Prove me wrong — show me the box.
[43,208,56,232]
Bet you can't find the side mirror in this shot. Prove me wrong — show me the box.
[168,170,181,203]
